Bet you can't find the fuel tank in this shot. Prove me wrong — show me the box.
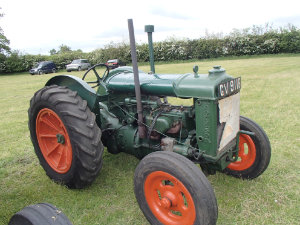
[103,66,234,99]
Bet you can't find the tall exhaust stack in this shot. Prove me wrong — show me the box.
[127,19,146,139]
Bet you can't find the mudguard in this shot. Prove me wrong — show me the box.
[46,75,98,111]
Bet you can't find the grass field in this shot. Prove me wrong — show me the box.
[0,54,299,224]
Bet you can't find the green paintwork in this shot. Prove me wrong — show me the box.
[46,75,98,111]
[145,115,174,134]
[99,102,122,129]
[44,65,241,173]
[104,66,233,100]
[145,25,155,73]
[106,125,160,158]
[194,99,218,157]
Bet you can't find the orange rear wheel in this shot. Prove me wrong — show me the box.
[36,108,72,174]
[28,85,104,188]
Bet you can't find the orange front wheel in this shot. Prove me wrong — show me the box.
[227,134,256,171]
[144,171,196,225]
[134,151,218,225]
[225,116,271,179]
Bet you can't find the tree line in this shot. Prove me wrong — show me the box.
[1,21,300,73]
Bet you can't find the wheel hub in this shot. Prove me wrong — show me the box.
[161,197,171,209]
[56,134,65,144]
[162,191,177,207]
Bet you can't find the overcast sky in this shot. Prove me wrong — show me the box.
[1,0,300,55]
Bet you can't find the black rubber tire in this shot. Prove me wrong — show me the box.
[77,67,81,71]
[223,116,271,179]
[134,151,218,225]
[38,70,43,75]
[28,85,103,188]
[8,203,72,225]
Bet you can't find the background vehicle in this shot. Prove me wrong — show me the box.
[29,61,57,75]
[28,20,271,225]
[105,59,126,69]
[66,59,91,72]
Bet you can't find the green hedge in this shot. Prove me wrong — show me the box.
[1,25,299,74]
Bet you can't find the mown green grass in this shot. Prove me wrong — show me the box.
[0,54,299,224]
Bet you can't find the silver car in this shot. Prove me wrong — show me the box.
[66,59,91,72]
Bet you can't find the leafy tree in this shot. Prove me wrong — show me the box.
[58,44,72,54]
[0,7,10,55]
[49,48,57,55]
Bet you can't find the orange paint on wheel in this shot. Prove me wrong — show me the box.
[144,171,196,225]
[227,134,256,171]
[36,108,72,174]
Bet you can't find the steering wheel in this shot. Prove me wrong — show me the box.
[82,63,110,88]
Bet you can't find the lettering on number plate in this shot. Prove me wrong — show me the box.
[218,77,241,97]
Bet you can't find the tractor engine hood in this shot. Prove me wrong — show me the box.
[104,66,235,99]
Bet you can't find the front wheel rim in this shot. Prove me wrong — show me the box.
[36,108,72,173]
[144,171,196,225]
[227,134,256,171]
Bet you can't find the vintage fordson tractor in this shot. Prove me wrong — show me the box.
[28,20,271,225]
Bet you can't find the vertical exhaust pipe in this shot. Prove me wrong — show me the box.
[127,19,146,139]
[145,25,155,73]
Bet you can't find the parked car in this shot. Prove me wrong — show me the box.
[29,61,57,75]
[105,59,126,69]
[66,59,91,72]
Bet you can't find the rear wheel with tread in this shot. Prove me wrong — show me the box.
[28,85,103,188]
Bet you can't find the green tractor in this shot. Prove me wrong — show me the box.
[28,20,271,225]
